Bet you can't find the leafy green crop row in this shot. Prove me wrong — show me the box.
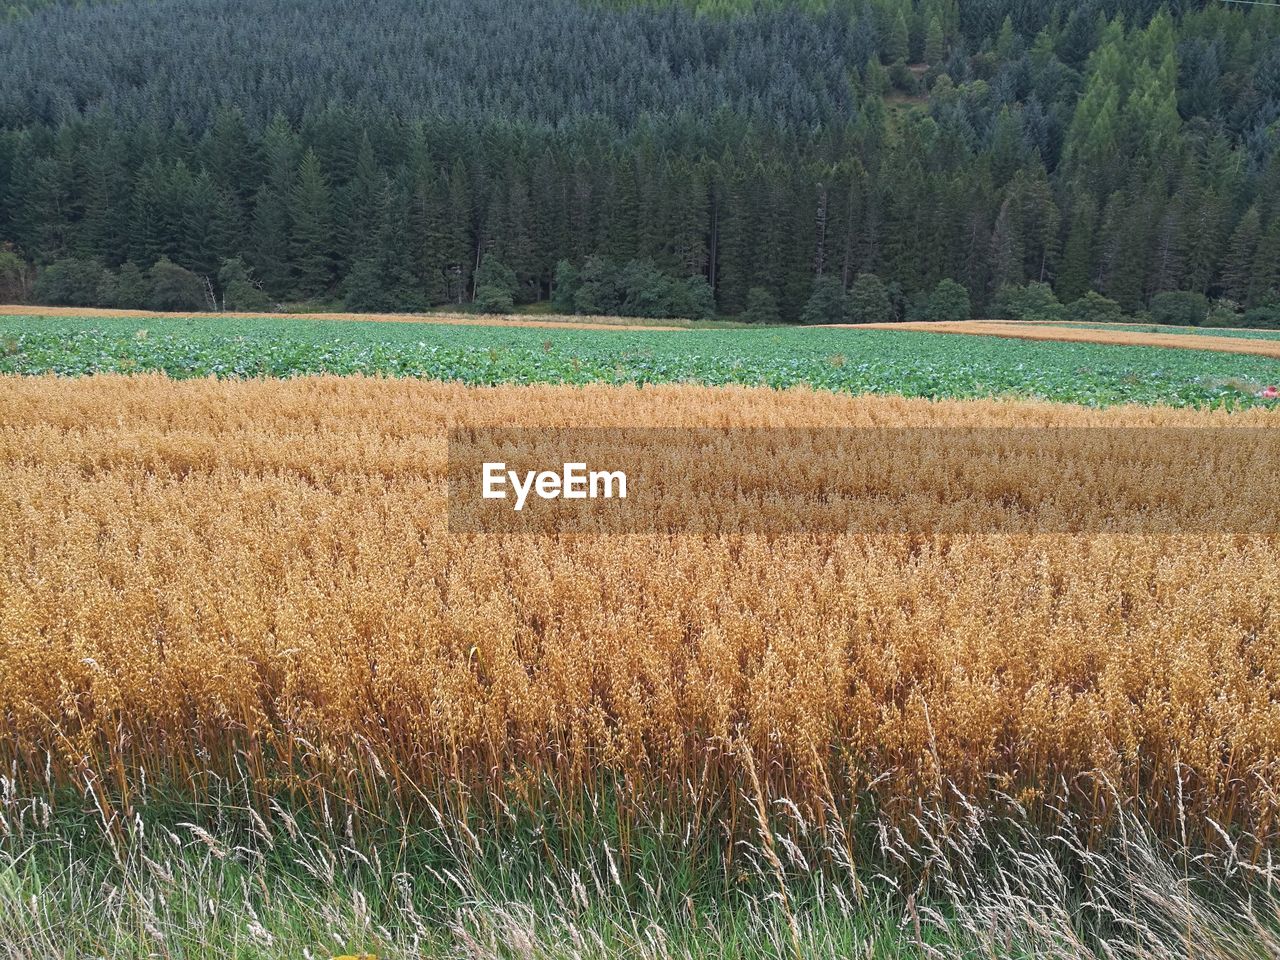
[2,314,1279,408]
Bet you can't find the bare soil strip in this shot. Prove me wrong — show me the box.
[844,319,1280,361]
[0,304,688,332]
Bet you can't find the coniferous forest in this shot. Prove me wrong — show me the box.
[1,0,1279,323]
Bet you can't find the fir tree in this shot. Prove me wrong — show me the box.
[924,16,945,65]
[290,149,334,299]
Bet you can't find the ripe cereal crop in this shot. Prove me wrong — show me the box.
[3,374,1280,853]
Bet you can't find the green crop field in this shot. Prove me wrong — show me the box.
[4,313,1280,408]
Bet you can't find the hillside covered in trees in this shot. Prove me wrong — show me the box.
[0,0,1278,323]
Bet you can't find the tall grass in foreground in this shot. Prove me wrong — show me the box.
[3,767,1280,958]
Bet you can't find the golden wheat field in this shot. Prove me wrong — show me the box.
[3,374,1280,849]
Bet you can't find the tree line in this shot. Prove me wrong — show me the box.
[0,0,1278,323]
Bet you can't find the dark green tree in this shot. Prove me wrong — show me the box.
[1149,291,1209,326]
[149,257,208,311]
[924,16,946,65]
[290,149,334,299]
[800,276,848,325]
[218,257,272,312]
[910,278,971,321]
[847,272,893,324]
[33,258,105,306]
[1065,291,1125,324]
[992,281,1064,320]
[1223,207,1262,305]
[741,287,780,325]
[102,261,150,309]
[474,282,515,314]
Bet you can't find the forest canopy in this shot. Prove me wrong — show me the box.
[0,0,1278,321]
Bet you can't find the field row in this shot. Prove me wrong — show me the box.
[3,374,1280,847]
[1033,320,1280,342]
[4,313,1280,407]
[861,320,1280,359]
[2,303,689,331]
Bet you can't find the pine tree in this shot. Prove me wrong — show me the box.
[1101,193,1153,313]
[990,107,1024,187]
[995,16,1017,61]
[884,10,909,64]
[531,148,569,299]
[412,168,452,307]
[128,161,167,267]
[77,129,129,264]
[1182,41,1222,121]
[780,167,816,318]
[209,186,247,265]
[344,257,390,312]
[832,158,865,289]
[1248,217,1280,307]
[290,149,334,299]
[1056,195,1097,304]
[1057,6,1100,69]
[375,172,424,309]
[1223,206,1261,304]
[11,147,71,264]
[1148,203,1184,298]
[668,157,709,279]
[338,133,382,274]
[988,197,1023,294]
[924,16,945,65]
[181,171,219,279]
[446,158,474,303]
[249,186,291,298]
[712,162,752,316]
[202,107,259,209]
[494,158,535,299]
[1179,186,1223,296]
[249,115,299,298]
[1014,164,1060,285]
